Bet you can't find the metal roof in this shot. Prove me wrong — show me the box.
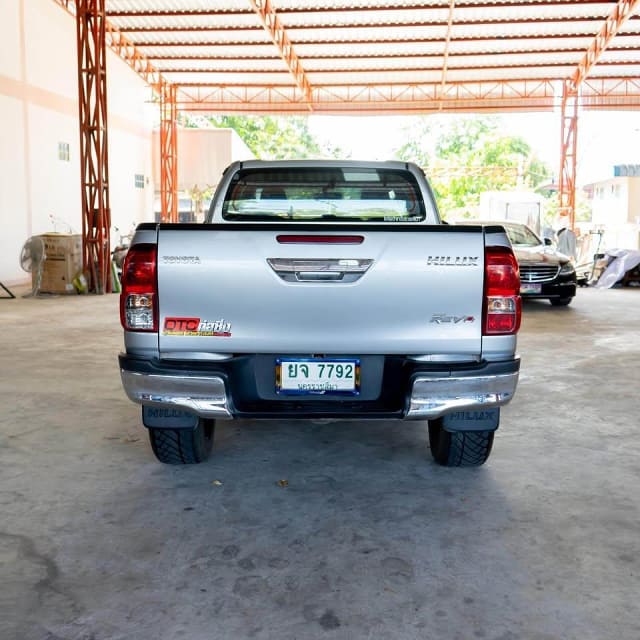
[57,0,640,113]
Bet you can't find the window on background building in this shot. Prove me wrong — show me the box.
[58,142,70,162]
[135,174,145,189]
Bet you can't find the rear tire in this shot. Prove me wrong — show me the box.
[428,419,494,467]
[149,419,215,465]
[550,297,572,306]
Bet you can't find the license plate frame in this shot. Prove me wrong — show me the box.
[276,358,360,395]
[520,282,542,294]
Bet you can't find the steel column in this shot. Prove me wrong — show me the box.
[160,83,178,223]
[558,0,640,229]
[558,81,579,230]
[76,0,111,294]
[438,0,456,109]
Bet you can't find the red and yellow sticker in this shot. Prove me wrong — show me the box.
[163,317,232,337]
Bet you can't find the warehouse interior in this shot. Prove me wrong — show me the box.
[2,2,640,639]
[3,0,640,292]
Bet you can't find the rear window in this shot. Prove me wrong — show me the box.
[221,167,429,222]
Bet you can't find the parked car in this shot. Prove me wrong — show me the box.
[457,220,577,306]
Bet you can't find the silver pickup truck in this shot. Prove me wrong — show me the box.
[118,160,521,467]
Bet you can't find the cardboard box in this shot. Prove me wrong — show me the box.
[35,234,83,294]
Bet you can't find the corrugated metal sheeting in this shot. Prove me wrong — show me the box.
[63,1,640,113]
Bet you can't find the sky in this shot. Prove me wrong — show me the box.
[308,111,640,187]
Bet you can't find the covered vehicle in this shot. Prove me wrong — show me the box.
[457,220,576,306]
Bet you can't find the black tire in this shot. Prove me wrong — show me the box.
[550,297,572,306]
[428,419,494,467]
[148,419,215,465]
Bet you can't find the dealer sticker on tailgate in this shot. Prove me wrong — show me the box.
[276,358,360,395]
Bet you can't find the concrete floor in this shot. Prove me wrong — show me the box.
[1,285,639,640]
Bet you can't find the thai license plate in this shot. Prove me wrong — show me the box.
[276,358,360,395]
[520,282,542,294]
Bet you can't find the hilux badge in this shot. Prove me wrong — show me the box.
[427,256,479,267]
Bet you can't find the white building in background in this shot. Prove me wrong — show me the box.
[478,190,545,236]
[151,127,254,222]
[586,165,640,251]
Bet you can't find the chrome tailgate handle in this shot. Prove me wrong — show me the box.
[295,271,343,281]
[267,258,373,283]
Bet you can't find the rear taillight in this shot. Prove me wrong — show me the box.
[483,246,521,335]
[120,244,158,332]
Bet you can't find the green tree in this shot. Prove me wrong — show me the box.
[397,116,551,219]
[204,115,328,160]
[543,191,592,228]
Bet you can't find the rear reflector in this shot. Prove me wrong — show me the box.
[484,246,521,335]
[277,235,364,244]
[120,244,158,332]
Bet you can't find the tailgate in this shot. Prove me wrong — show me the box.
[157,225,485,356]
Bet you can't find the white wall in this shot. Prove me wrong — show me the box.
[106,51,156,241]
[628,179,640,226]
[0,95,30,282]
[0,0,154,285]
[590,177,640,250]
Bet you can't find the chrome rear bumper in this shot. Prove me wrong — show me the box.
[120,357,519,421]
[120,371,233,418]
[406,372,519,419]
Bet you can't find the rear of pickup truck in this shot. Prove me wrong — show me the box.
[119,161,521,467]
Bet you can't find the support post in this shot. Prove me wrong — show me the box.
[76,0,111,293]
[556,0,640,232]
[558,81,579,230]
[160,83,178,223]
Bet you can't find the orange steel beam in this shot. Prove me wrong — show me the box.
[247,0,313,107]
[570,0,640,91]
[581,76,640,107]
[76,0,111,294]
[156,61,640,77]
[148,46,634,64]
[177,77,640,93]
[104,23,163,91]
[160,83,179,223]
[114,12,633,33]
[105,2,609,18]
[174,76,640,114]
[438,0,456,108]
[115,17,618,33]
[176,78,559,113]
[558,81,579,229]
[136,32,640,49]
[559,0,640,229]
